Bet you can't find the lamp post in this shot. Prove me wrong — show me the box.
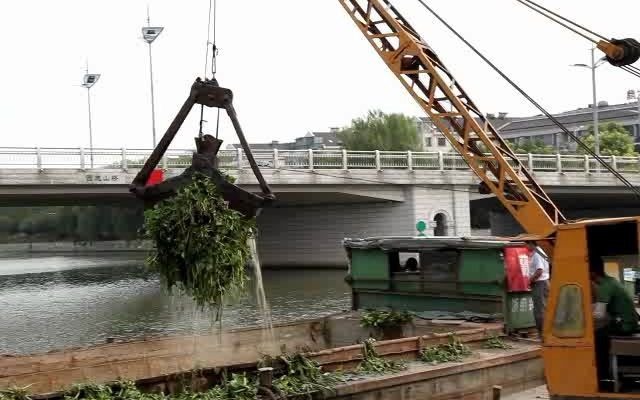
[571,47,607,156]
[81,70,101,168]
[142,10,164,148]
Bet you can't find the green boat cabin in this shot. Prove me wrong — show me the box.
[343,236,536,333]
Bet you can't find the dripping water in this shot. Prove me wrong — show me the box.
[248,237,276,353]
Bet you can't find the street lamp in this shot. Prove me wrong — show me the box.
[81,70,101,168]
[142,9,164,148]
[571,46,607,156]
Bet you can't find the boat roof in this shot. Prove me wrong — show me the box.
[342,236,524,251]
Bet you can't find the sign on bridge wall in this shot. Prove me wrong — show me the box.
[84,174,121,183]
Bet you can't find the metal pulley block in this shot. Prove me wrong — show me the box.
[129,78,275,218]
[599,38,640,67]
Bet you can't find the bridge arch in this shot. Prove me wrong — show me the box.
[430,209,452,236]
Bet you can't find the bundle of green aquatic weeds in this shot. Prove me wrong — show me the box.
[0,385,32,400]
[61,375,256,400]
[143,173,256,309]
[483,334,512,349]
[357,338,406,375]
[360,309,413,329]
[419,335,472,364]
[273,353,344,399]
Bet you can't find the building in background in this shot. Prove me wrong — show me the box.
[226,128,343,151]
[496,101,640,152]
[416,117,450,151]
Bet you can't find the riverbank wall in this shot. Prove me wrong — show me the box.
[0,240,151,254]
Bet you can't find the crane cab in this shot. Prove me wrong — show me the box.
[544,217,640,399]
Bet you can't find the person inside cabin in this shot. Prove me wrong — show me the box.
[590,257,640,383]
[404,257,419,273]
[526,241,550,337]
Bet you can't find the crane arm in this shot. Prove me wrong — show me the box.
[339,0,565,238]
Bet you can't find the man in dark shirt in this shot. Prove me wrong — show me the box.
[590,257,639,383]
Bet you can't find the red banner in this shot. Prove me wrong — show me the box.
[504,246,530,292]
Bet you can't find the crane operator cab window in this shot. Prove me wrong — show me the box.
[585,221,640,393]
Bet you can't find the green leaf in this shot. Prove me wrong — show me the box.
[142,173,255,309]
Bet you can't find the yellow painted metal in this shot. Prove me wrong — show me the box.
[338,0,564,238]
[338,2,640,398]
[543,224,599,396]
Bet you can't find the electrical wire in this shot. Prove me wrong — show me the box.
[414,0,640,200]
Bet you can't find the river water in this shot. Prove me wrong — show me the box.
[0,254,350,355]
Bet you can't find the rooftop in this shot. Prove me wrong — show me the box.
[496,101,640,136]
[226,129,342,151]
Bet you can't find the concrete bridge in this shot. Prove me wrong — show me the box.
[3,147,640,267]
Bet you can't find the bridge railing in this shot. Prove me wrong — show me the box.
[1,147,639,173]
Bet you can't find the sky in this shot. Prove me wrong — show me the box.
[0,0,639,150]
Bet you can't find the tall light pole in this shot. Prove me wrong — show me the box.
[142,9,164,148]
[571,47,607,156]
[82,68,101,168]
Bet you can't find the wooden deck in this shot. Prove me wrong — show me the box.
[504,385,549,399]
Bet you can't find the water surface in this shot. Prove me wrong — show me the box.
[0,254,350,355]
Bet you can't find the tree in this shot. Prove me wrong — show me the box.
[338,110,424,151]
[578,122,637,156]
[507,139,555,154]
[0,216,16,235]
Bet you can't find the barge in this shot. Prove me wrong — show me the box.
[1,236,544,399]
[1,316,542,399]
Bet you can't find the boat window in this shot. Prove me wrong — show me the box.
[391,252,421,274]
[420,249,458,281]
[552,284,585,338]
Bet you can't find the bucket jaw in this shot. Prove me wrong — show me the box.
[129,78,275,218]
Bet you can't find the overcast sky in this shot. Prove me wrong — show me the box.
[1,0,639,149]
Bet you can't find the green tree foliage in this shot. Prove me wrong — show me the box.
[0,216,15,235]
[0,205,144,243]
[507,139,555,154]
[578,122,637,156]
[338,110,424,151]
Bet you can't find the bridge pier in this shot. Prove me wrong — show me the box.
[255,185,470,268]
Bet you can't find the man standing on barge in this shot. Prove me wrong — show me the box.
[526,241,550,338]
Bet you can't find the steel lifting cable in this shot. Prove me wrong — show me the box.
[516,0,640,80]
[413,0,640,200]
[199,0,221,139]
[623,65,640,79]
[211,0,221,139]
[516,0,606,44]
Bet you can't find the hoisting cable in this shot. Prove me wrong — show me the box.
[622,65,640,79]
[515,0,606,44]
[211,0,221,139]
[515,0,640,80]
[414,0,640,200]
[199,0,221,139]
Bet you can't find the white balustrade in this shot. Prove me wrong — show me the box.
[0,147,637,175]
